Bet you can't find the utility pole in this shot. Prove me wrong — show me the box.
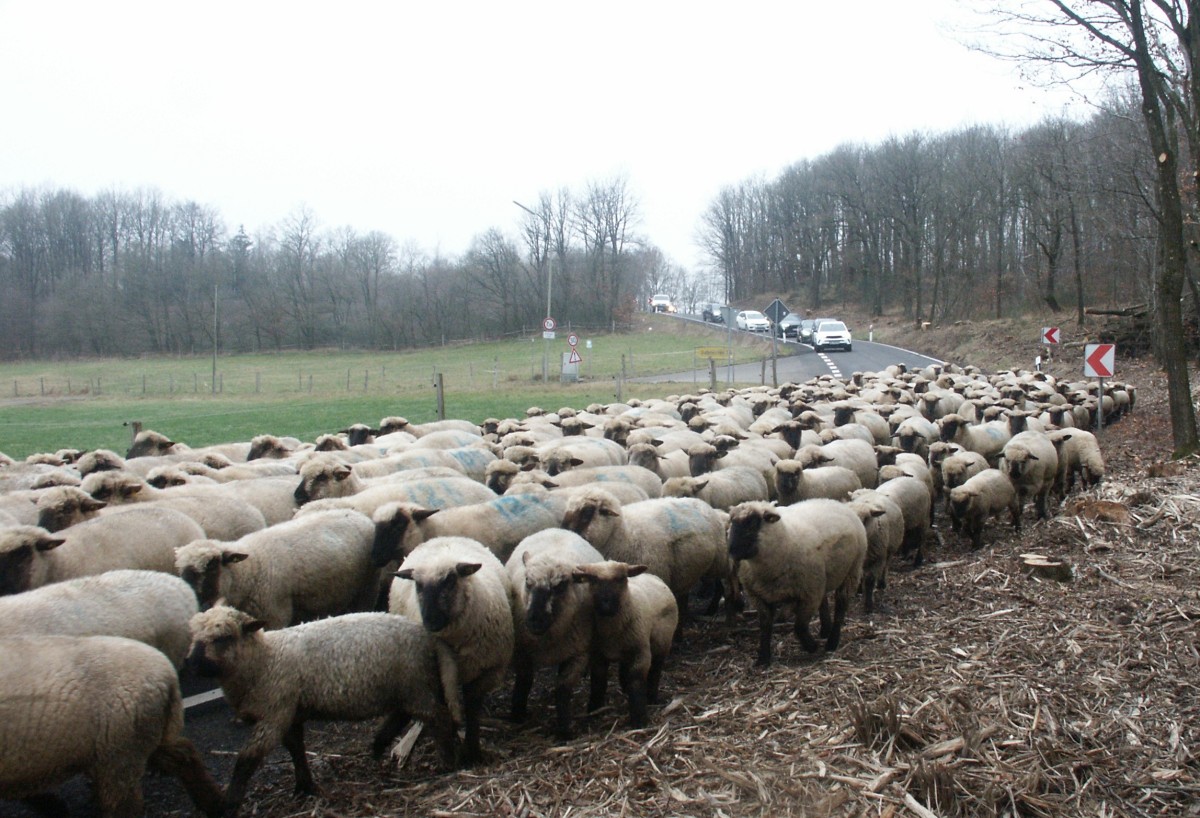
[514,199,553,383]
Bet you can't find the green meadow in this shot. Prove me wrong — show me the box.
[0,318,783,458]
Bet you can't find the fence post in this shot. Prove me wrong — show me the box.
[346,369,351,391]
[142,374,146,394]
[12,380,16,398]
[364,370,369,391]
[219,374,223,393]
[169,374,173,394]
[435,373,445,420]
[308,375,313,393]
[194,373,198,393]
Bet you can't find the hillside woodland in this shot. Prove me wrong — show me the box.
[121,311,1198,818]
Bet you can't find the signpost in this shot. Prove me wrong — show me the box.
[1084,343,1116,430]
[1042,327,1060,345]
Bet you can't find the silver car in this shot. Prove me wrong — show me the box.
[812,319,852,352]
[735,310,771,332]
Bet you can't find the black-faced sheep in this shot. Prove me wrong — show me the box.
[390,536,516,764]
[0,634,222,818]
[572,560,678,729]
[773,459,862,505]
[79,470,268,540]
[662,466,771,510]
[188,605,458,816]
[846,489,905,613]
[793,439,878,489]
[1000,430,1059,522]
[948,468,1020,550]
[506,530,605,739]
[174,508,379,628]
[727,499,867,666]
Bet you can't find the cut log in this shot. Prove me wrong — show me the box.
[1020,553,1075,582]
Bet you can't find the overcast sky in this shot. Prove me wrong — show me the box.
[1,1,1098,273]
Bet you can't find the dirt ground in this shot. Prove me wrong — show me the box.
[153,311,1200,818]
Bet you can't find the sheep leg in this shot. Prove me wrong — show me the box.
[755,604,777,667]
[20,794,70,818]
[646,654,666,705]
[673,591,690,639]
[1034,490,1049,520]
[370,710,412,758]
[863,574,878,613]
[817,596,833,639]
[553,654,589,741]
[619,660,649,728]
[149,738,225,818]
[793,607,820,655]
[281,720,321,797]
[91,765,142,818]
[225,728,279,818]
[588,655,610,713]
[510,659,535,723]
[461,678,488,766]
[825,590,849,652]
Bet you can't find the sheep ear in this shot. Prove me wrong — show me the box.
[413,508,439,521]
[36,534,67,551]
[83,497,107,512]
[519,461,538,472]
[626,564,648,577]
[395,568,415,580]
[572,568,594,584]
[242,619,267,635]
[334,465,353,481]
[599,504,620,517]
[693,479,710,492]
[122,483,144,499]
[522,550,533,566]
[455,562,482,578]
[222,551,250,565]
[569,457,585,468]
[870,507,886,518]
[763,510,782,524]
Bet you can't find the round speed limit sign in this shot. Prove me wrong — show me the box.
[542,317,556,331]
[567,333,579,347]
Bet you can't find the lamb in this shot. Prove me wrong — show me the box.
[727,499,867,666]
[390,536,516,764]
[572,561,678,729]
[662,466,771,510]
[773,459,861,504]
[0,634,222,818]
[1000,430,1059,522]
[506,530,605,738]
[73,472,268,540]
[1046,429,1105,496]
[0,508,204,596]
[846,490,905,613]
[188,605,459,816]
[174,508,380,629]
[873,473,933,567]
[793,438,878,489]
[561,488,734,626]
[948,468,1021,549]
[0,569,198,669]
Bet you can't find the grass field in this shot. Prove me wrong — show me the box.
[0,316,784,458]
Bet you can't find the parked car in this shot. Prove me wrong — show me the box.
[649,294,676,313]
[812,319,852,352]
[775,312,805,339]
[702,302,725,323]
[735,310,771,333]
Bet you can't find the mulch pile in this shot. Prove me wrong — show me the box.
[175,358,1200,818]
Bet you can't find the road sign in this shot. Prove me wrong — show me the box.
[567,333,579,347]
[696,347,727,359]
[1042,327,1060,345]
[542,317,556,331]
[764,298,789,325]
[568,347,582,364]
[1084,343,1115,378]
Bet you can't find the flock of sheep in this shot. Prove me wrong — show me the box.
[0,360,1132,817]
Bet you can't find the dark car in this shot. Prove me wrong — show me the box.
[798,317,832,345]
[702,303,725,323]
[775,312,804,339]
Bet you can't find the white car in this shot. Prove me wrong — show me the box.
[735,310,771,332]
[649,294,675,313]
[812,319,852,352]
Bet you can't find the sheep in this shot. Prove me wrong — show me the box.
[0,507,204,596]
[892,415,941,458]
[175,509,380,628]
[0,634,223,818]
[773,459,862,505]
[506,530,605,738]
[686,441,780,498]
[522,463,663,499]
[1046,429,1105,496]
[293,454,496,511]
[246,434,304,460]
[561,488,734,627]
[187,605,459,816]
[371,492,568,567]
[126,429,183,459]
[938,414,1012,466]
[846,490,905,613]
[73,472,267,540]
[506,470,651,506]
[793,439,878,489]
[1000,430,1059,523]
[948,468,1021,550]
[390,536,516,764]
[381,416,482,439]
[626,442,691,481]
[571,561,678,729]
[873,473,933,567]
[537,438,629,473]
[727,499,867,666]
[0,569,198,669]
[939,449,990,528]
[662,466,771,510]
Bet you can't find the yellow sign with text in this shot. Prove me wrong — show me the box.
[695,347,728,359]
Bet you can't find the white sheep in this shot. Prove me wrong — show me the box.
[524,463,663,499]
[293,455,495,513]
[174,508,379,629]
[626,442,692,481]
[505,471,652,506]
[187,605,459,816]
[938,414,1012,466]
[873,473,933,567]
[390,536,516,764]
[0,634,222,818]
[948,468,1020,549]
[939,448,990,527]
[506,530,605,739]
[662,466,771,510]
[561,488,735,627]
[571,560,678,729]
[0,569,197,668]
[686,441,780,499]
[1046,429,1105,496]
[0,507,204,596]
[846,490,905,613]
[1000,430,1059,523]
[892,415,941,458]
[773,459,862,504]
[793,438,878,489]
[727,499,867,666]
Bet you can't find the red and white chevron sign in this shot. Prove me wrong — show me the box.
[1042,326,1060,345]
[1084,343,1115,378]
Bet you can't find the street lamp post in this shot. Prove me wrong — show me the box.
[513,200,553,382]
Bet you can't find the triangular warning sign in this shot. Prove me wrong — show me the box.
[568,348,582,364]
